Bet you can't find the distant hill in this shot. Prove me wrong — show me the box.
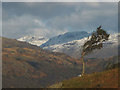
[49,67,119,88]
[2,37,81,88]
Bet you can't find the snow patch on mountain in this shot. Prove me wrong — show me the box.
[43,36,88,52]
[44,33,118,51]
[43,33,118,58]
[17,32,119,59]
[40,31,91,47]
[18,35,48,46]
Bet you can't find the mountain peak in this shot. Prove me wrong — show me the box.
[40,31,91,47]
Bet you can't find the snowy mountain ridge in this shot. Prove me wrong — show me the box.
[43,33,118,52]
[18,35,48,46]
[40,31,91,47]
[42,33,118,58]
[17,31,119,58]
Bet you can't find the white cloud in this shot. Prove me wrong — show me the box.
[33,28,68,38]
[34,19,45,27]
[2,14,68,38]
[2,2,118,38]
[48,4,117,31]
[3,15,44,38]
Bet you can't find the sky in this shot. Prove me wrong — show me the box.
[2,2,118,39]
[0,2,1,37]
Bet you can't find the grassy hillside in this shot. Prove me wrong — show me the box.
[2,37,119,88]
[2,37,82,88]
[49,68,119,88]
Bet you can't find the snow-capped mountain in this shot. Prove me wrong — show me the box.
[40,31,91,47]
[43,33,119,59]
[18,35,48,46]
[17,32,119,59]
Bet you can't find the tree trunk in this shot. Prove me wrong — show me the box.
[82,57,85,75]
[81,52,85,76]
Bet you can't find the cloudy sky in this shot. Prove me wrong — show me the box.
[0,2,1,37]
[2,2,118,39]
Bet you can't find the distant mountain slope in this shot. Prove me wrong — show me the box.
[43,33,119,59]
[40,31,91,47]
[18,35,48,46]
[2,37,81,88]
[17,32,119,59]
[49,68,119,88]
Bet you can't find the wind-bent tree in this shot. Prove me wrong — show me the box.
[81,26,110,75]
